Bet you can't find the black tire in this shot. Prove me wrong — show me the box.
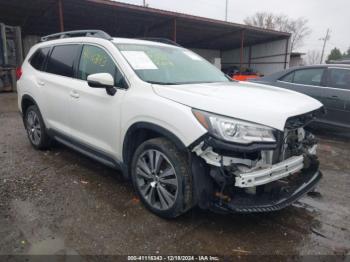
[131,137,193,218]
[24,105,52,150]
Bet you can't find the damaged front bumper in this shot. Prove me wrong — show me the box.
[190,130,321,214]
[212,169,322,213]
[234,155,304,188]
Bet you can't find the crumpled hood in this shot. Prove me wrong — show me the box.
[152,81,323,131]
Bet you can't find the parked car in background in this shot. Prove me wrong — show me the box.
[222,66,262,81]
[251,65,350,129]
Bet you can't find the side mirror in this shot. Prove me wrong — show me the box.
[87,73,116,96]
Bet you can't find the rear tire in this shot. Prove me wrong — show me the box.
[131,137,193,218]
[24,105,51,150]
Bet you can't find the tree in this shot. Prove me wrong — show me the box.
[326,47,343,62]
[305,50,321,65]
[346,47,350,57]
[244,12,311,51]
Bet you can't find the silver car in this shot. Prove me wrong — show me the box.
[252,65,350,129]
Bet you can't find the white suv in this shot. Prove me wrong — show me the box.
[17,30,323,218]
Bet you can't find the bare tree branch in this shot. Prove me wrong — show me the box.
[244,12,311,51]
[305,50,321,65]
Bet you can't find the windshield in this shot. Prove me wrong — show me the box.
[116,43,229,85]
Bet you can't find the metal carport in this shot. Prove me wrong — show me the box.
[0,0,291,74]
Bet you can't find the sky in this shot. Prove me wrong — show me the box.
[114,0,349,57]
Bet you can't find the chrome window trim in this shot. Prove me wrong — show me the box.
[327,67,350,70]
[277,80,350,92]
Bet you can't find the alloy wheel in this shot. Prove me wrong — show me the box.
[26,110,41,146]
[135,149,178,210]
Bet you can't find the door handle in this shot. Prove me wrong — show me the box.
[70,90,80,99]
[37,80,45,86]
[326,95,339,100]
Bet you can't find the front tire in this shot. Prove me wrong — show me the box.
[131,138,193,218]
[24,105,51,150]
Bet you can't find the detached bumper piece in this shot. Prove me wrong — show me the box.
[235,155,304,188]
[211,169,322,213]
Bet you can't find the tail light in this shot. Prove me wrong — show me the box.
[16,67,22,80]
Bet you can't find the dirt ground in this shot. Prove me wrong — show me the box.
[0,92,349,256]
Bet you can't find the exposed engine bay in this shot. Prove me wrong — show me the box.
[190,112,322,213]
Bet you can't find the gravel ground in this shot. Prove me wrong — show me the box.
[0,93,349,256]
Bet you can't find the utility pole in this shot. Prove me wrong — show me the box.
[225,0,228,21]
[320,29,330,64]
[143,0,147,7]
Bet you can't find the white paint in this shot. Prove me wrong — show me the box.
[153,81,322,131]
[87,73,114,86]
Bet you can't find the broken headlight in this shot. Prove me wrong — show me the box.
[193,109,276,144]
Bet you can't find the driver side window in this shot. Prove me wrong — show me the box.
[78,45,126,88]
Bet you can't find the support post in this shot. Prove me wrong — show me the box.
[173,18,177,42]
[284,38,289,69]
[58,0,64,32]
[248,45,252,68]
[240,30,245,71]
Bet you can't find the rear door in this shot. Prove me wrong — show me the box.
[323,67,350,127]
[27,46,51,111]
[40,44,81,135]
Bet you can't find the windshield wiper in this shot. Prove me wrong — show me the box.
[148,80,233,85]
[147,81,180,85]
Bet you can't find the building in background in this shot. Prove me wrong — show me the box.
[0,23,22,92]
[289,52,305,67]
[0,0,291,87]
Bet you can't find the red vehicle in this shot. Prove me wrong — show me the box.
[232,72,260,81]
[222,66,262,81]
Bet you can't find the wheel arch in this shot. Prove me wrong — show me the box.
[122,122,188,174]
[21,94,39,115]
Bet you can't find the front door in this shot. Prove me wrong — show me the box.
[68,44,127,156]
[277,67,326,102]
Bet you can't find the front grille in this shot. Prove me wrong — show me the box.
[285,112,314,130]
[274,109,322,161]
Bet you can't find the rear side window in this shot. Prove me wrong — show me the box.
[46,45,80,77]
[30,47,50,71]
[328,68,350,90]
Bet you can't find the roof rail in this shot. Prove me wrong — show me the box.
[41,30,113,42]
[138,37,182,47]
